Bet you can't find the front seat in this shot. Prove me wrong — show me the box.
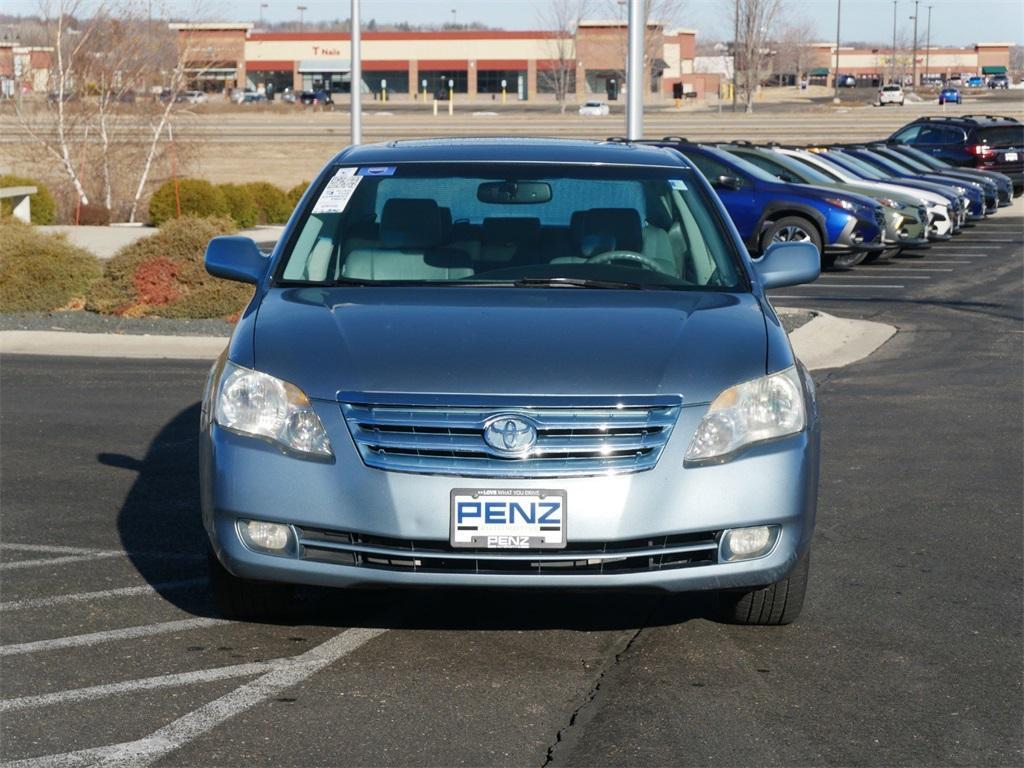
[341,198,474,281]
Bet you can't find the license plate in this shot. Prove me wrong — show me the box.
[450,489,566,549]
[1005,152,1018,162]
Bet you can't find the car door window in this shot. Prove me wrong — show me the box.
[893,125,921,142]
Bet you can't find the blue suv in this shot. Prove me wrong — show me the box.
[647,140,886,269]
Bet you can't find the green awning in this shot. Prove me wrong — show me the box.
[982,65,1007,75]
[808,67,829,76]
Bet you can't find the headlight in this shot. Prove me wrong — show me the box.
[685,367,806,463]
[215,362,333,458]
[824,196,857,212]
[878,197,906,210]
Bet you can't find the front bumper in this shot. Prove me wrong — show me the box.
[202,402,820,594]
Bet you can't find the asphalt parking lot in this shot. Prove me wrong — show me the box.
[1,212,1022,765]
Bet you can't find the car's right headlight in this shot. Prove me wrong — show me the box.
[215,361,333,458]
[685,367,806,464]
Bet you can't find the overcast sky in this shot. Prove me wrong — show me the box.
[4,0,1023,46]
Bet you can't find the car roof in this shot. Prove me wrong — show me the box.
[907,114,1020,127]
[330,138,688,167]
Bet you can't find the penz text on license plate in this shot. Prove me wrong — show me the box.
[450,489,566,549]
[1004,152,1018,162]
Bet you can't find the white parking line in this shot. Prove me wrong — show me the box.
[0,544,121,556]
[859,267,953,271]
[4,626,387,768]
[0,552,124,571]
[0,579,207,612]
[0,658,296,712]
[797,284,906,289]
[0,618,228,657]
[818,275,931,279]
[912,259,974,264]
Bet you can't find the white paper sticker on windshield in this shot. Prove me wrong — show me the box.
[312,167,361,214]
[670,179,688,191]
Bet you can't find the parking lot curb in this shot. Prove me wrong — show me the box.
[784,310,897,371]
[0,331,228,360]
[1,310,897,370]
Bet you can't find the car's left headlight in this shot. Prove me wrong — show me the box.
[878,197,906,210]
[215,362,333,458]
[685,367,806,463]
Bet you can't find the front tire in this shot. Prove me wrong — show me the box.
[715,550,810,625]
[208,548,298,622]
[760,216,824,265]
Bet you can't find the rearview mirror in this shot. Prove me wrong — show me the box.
[477,181,552,204]
[754,241,820,289]
[714,175,744,191]
[205,236,268,284]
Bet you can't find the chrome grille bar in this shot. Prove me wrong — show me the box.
[339,394,682,477]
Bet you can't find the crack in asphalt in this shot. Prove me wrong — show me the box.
[541,625,647,767]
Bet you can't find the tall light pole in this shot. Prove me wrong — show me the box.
[925,5,932,85]
[451,8,456,27]
[910,0,919,89]
[351,0,362,144]
[626,0,643,139]
[732,0,739,112]
[890,0,897,84]
[297,5,306,32]
[259,3,268,25]
[833,0,842,102]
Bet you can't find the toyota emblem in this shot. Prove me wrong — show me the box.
[483,415,538,456]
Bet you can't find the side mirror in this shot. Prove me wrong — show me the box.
[205,236,268,284]
[715,175,744,191]
[754,241,820,289]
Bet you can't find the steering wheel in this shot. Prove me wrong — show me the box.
[587,250,663,271]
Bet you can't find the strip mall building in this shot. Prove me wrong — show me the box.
[169,21,707,101]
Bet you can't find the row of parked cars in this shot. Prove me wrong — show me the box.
[626,115,1022,270]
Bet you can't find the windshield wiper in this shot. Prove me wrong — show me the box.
[513,277,651,290]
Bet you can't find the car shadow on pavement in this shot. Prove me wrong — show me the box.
[103,404,714,632]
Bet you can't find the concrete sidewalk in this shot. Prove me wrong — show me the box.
[40,225,285,259]
[0,310,896,371]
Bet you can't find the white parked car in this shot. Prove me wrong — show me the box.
[878,84,905,106]
[578,100,610,116]
[184,90,208,104]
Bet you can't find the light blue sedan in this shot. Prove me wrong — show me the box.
[200,138,822,625]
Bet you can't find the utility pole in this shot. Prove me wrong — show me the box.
[626,0,643,139]
[732,0,739,112]
[910,0,919,89]
[890,0,897,84]
[925,5,932,85]
[833,0,841,102]
[351,0,361,144]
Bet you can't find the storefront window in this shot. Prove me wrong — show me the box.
[477,69,525,95]
[419,70,468,97]
[366,71,409,94]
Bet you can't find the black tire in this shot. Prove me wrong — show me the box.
[208,548,298,622]
[760,216,824,265]
[715,550,810,626]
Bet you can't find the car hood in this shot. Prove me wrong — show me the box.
[252,287,770,404]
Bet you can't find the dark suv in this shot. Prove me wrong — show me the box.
[888,115,1024,195]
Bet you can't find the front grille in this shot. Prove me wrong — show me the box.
[296,526,720,574]
[873,208,886,234]
[340,394,682,477]
[916,205,928,226]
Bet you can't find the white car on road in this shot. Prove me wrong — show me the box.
[878,84,905,106]
[578,100,610,116]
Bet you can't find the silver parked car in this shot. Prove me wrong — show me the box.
[201,138,822,625]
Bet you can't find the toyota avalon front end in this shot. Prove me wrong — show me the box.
[200,138,822,625]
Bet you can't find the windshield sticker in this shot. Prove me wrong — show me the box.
[312,167,361,214]
[670,179,688,191]
[358,166,397,176]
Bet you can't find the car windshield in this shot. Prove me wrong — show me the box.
[789,153,846,181]
[862,151,916,174]
[823,151,888,180]
[896,145,949,169]
[276,163,745,291]
[883,86,901,92]
[687,146,782,183]
[877,149,932,173]
[762,151,836,184]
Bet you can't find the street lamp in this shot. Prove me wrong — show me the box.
[297,5,307,32]
[910,0,919,89]
[890,0,897,84]
[925,5,933,85]
[833,0,842,102]
[450,8,456,27]
[259,3,268,25]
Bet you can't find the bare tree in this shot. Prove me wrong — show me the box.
[537,0,590,113]
[774,14,817,85]
[733,0,785,112]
